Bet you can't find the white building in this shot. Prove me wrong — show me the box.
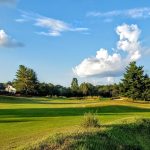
[5,85,16,94]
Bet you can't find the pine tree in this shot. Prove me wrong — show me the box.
[14,65,38,95]
[142,74,150,101]
[121,62,146,100]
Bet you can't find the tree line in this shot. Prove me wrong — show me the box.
[0,62,149,101]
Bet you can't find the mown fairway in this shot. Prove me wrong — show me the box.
[0,96,150,150]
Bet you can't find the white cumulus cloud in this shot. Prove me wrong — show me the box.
[0,29,24,48]
[73,24,143,78]
[73,48,124,77]
[116,24,141,61]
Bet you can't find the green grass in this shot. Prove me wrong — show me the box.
[26,118,150,150]
[0,96,150,150]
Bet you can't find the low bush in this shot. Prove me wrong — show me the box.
[81,112,100,128]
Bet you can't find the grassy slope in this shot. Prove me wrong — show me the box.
[27,118,150,150]
[0,96,150,149]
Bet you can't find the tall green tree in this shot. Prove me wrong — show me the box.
[111,84,120,97]
[80,82,89,96]
[38,83,54,96]
[71,78,79,93]
[121,61,146,100]
[14,65,38,95]
[142,74,150,101]
[97,85,112,97]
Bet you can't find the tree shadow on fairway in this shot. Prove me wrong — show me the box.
[0,105,150,119]
[0,118,34,123]
[0,96,51,104]
[0,96,98,105]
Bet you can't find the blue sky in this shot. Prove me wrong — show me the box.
[0,0,150,86]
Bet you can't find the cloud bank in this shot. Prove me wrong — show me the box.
[0,29,24,48]
[73,24,142,78]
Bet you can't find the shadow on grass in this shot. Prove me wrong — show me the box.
[0,96,97,105]
[0,105,150,119]
[0,119,33,123]
[0,96,51,104]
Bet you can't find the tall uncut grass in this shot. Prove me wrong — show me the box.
[81,112,100,128]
